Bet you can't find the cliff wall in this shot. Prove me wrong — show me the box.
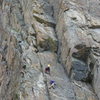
[0,0,100,100]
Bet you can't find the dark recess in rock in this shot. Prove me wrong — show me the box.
[71,60,90,82]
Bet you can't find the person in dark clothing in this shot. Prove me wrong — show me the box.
[45,64,51,75]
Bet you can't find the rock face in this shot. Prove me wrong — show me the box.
[50,0,100,99]
[0,0,100,100]
[0,10,21,100]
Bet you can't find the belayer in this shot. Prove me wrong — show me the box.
[49,80,56,89]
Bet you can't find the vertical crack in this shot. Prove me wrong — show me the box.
[37,53,51,100]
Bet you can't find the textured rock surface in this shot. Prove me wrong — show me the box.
[0,0,100,100]
[0,9,21,100]
[50,0,100,99]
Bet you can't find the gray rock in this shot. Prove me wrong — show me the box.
[71,58,89,81]
[0,0,100,100]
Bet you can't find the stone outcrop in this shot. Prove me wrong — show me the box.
[0,11,21,100]
[50,0,100,99]
[0,0,100,100]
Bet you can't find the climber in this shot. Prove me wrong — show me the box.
[49,80,56,89]
[45,64,51,75]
